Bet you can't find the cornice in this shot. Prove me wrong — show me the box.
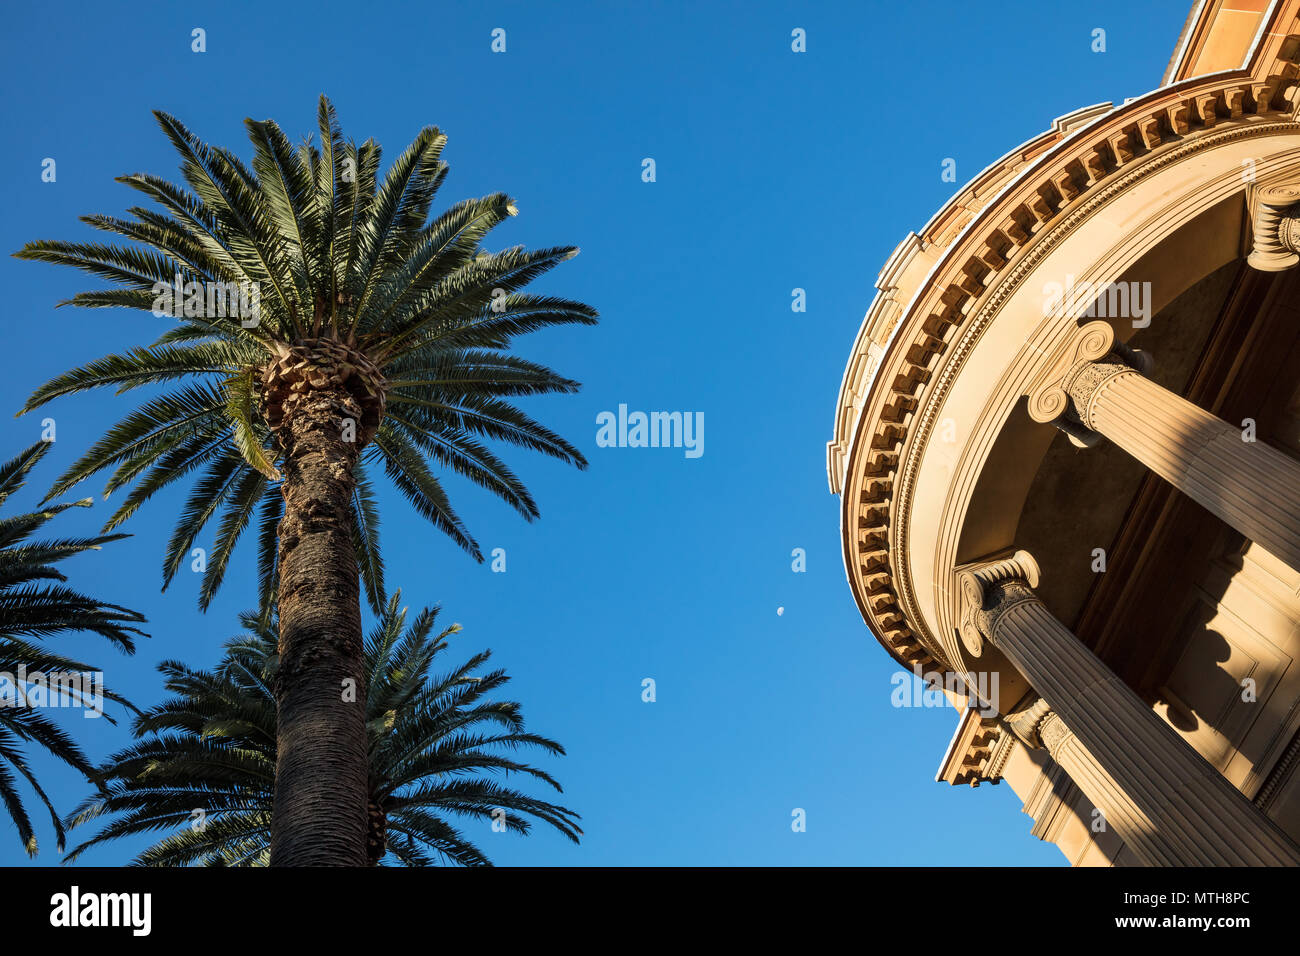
[837,64,1300,672]
[937,707,1010,787]
[895,119,1300,668]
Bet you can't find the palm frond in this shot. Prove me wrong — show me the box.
[67,594,576,865]
[0,444,142,855]
[16,97,595,613]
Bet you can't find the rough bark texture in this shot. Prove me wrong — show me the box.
[366,796,386,866]
[268,381,369,867]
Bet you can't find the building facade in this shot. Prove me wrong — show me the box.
[828,0,1300,865]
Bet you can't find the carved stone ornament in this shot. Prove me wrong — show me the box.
[1247,181,1300,272]
[1027,321,1117,425]
[957,550,1042,658]
[1026,320,1151,436]
[1004,693,1053,749]
[1037,711,1073,755]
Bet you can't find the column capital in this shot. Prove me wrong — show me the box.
[1026,320,1150,439]
[957,549,1041,657]
[1004,693,1052,749]
[1247,182,1300,272]
[1003,693,1077,756]
[1037,711,1074,755]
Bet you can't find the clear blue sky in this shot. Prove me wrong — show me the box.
[0,0,1193,866]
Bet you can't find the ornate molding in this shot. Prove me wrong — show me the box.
[939,709,1009,787]
[831,60,1300,486]
[847,117,1300,674]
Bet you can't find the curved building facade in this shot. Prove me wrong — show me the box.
[829,0,1300,865]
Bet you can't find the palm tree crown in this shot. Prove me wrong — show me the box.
[0,441,145,855]
[15,96,597,614]
[65,592,580,866]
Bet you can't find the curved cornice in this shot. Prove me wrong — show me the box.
[903,121,1300,669]
[833,52,1300,673]
[826,102,1116,496]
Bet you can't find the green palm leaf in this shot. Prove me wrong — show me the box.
[0,443,144,856]
[66,593,579,865]
[15,96,595,615]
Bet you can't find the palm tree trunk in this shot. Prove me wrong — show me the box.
[366,796,386,866]
[268,386,368,866]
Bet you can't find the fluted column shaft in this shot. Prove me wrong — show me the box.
[961,553,1300,866]
[1029,321,1300,572]
[1084,368,1300,570]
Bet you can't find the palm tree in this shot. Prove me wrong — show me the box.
[64,592,580,866]
[0,441,145,856]
[15,97,596,864]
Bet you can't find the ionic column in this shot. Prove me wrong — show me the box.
[1027,321,1300,572]
[1246,183,1300,272]
[960,551,1300,866]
